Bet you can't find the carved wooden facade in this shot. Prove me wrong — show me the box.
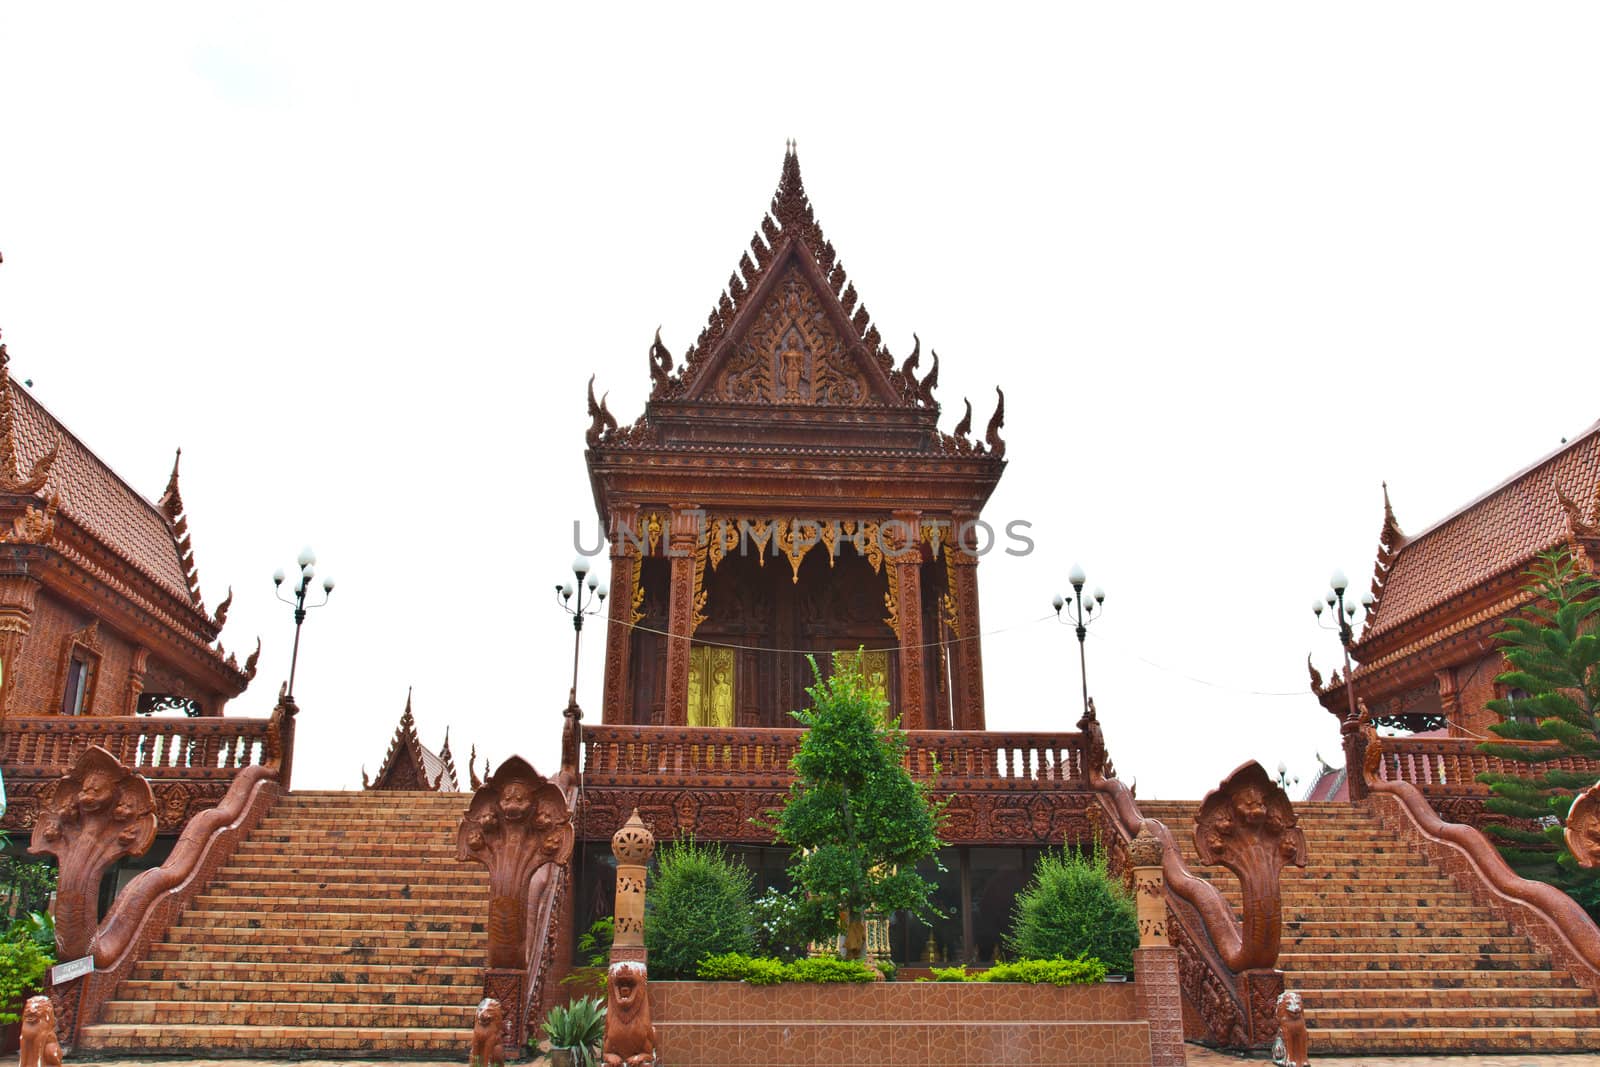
[0,334,256,726]
[1311,428,1600,812]
[585,145,1007,747]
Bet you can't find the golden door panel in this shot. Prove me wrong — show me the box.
[687,645,736,727]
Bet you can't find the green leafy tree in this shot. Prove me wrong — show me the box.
[772,650,944,960]
[643,839,755,978]
[1476,549,1600,912]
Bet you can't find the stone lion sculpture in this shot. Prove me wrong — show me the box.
[1272,990,1309,1066]
[19,995,63,1067]
[603,961,657,1067]
[468,997,506,1067]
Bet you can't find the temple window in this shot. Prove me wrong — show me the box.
[60,652,95,715]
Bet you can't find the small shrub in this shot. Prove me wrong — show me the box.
[696,953,786,985]
[983,957,1106,985]
[927,964,970,982]
[783,956,877,983]
[0,938,51,1025]
[536,995,606,1066]
[750,887,825,963]
[875,958,897,981]
[693,953,879,984]
[645,839,756,979]
[1006,847,1138,972]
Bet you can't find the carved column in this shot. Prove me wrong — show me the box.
[28,746,158,960]
[602,506,640,726]
[1129,827,1183,1067]
[457,757,574,1052]
[948,517,986,731]
[1437,667,1461,734]
[0,572,39,721]
[662,505,701,727]
[1341,712,1370,801]
[124,647,149,717]
[890,509,926,731]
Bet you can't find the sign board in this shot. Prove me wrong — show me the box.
[51,955,94,985]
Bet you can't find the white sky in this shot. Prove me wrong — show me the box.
[0,4,1596,799]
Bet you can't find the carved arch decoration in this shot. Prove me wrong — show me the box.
[28,745,158,959]
[456,757,575,970]
[1193,761,1308,972]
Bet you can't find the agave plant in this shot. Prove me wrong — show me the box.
[537,995,606,1067]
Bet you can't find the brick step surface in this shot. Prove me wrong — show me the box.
[189,891,484,912]
[1309,1026,1600,1054]
[1285,968,1581,990]
[1280,936,1538,953]
[159,925,477,950]
[146,942,477,967]
[1283,920,1513,936]
[1309,1005,1600,1030]
[128,959,482,986]
[1308,986,1599,1009]
[196,879,482,900]
[210,864,482,882]
[115,978,478,1006]
[77,1023,465,1054]
[177,909,484,933]
[1280,951,1551,970]
[99,999,476,1029]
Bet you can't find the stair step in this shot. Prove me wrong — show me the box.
[1286,968,1580,990]
[146,943,478,967]
[160,926,477,950]
[1308,1026,1600,1054]
[1306,987,1598,1009]
[177,910,483,933]
[99,999,476,1028]
[116,978,477,1005]
[78,1023,466,1053]
[129,960,482,986]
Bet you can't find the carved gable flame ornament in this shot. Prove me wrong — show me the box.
[1193,761,1308,972]
[1566,779,1600,868]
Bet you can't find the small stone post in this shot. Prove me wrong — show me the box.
[1129,825,1185,1067]
[605,811,659,1066]
[610,809,654,964]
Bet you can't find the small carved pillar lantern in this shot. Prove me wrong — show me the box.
[610,809,654,965]
[28,746,158,960]
[1128,826,1183,1067]
[605,810,658,1067]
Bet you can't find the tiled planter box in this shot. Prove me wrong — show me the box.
[649,980,1152,1066]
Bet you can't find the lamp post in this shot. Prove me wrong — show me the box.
[273,545,334,702]
[555,555,608,704]
[1276,760,1300,794]
[1312,568,1374,798]
[1053,563,1105,719]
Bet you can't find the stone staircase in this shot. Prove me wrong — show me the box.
[1138,799,1600,1055]
[79,790,487,1056]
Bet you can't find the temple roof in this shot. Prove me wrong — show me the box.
[364,690,459,792]
[1361,419,1600,644]
[585,145,1007,518]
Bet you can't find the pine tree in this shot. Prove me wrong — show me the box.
[771,650,944,959]
[1476,548,1600,912]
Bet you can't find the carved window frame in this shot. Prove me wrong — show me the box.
[56,621,103,716]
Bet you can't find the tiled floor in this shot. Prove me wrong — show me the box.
[62,1052,1600,1067]
[1187,1047,1600,1066]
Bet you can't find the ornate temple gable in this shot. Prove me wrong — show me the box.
[584,146,1008,521]
[364,690,459,792]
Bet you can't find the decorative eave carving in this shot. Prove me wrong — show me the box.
[158,449,207,612]
[1557,476,1600,572]
[1362,481,1407,628]
[0,340,59,495]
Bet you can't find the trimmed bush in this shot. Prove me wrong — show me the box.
[644,839,755,979]
[928,964,971,982]
[693,953,879,984]
[984,957,1106,985]
[1005,847,1138,973]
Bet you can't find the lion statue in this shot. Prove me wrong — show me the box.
[468,997,506,1067]
[19,995,63,1067]
[603,962,657,1067]
[1272,990,1309,1067]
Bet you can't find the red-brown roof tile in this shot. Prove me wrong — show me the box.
[12,385,196,604]
[1364,420,1600,641]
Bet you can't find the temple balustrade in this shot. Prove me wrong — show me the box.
[578,724,1094,845]
[0,710,290,834]
[583,725,1085,788]
[1371,735,1600,795]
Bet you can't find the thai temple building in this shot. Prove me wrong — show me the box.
[3,151,1600,1061]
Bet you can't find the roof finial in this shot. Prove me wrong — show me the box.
[160,448,184,520]
[0,328,59,496]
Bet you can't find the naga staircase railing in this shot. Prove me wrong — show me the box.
[1362,730,1600,995]
[1090,761,1302,1050]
